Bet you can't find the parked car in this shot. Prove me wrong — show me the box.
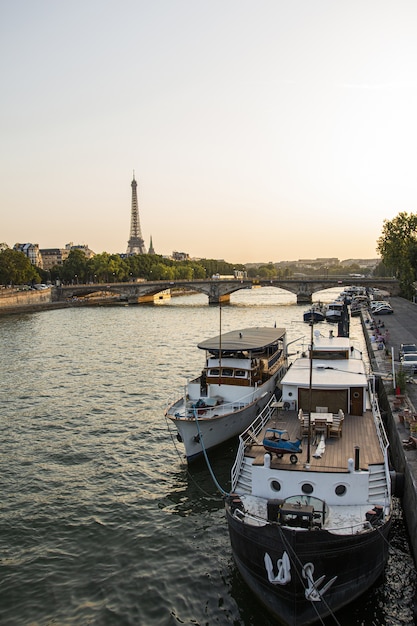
[370,300,393,315]
[399,343,417,359]
[400,353,417,373]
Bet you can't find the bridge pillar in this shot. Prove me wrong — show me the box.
[296,292,313,305]
[208,293,231,305]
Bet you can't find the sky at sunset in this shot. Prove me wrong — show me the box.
[2,0,417,264]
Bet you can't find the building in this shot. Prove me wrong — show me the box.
[172,251,190,261]
[40,243,95,271]
[14,243,43,268]
[40,248,68,271]
[64,242,95,259]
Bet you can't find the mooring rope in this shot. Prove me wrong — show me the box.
[193,407,230,497]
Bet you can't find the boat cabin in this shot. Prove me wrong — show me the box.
[280,333,367,415]
[198,327,287,389]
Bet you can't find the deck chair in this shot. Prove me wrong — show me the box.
[300,416,312,438]
[328,415,344,438]
[313,417,327,437]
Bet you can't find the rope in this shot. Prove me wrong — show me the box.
[193,407,230,497]
[276,525,341,625]
[165,409,229,498]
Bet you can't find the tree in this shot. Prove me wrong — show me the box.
[0,249,40,285]
[61,249,88,283]
[377,212,417,298]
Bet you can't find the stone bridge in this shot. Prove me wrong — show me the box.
[54,276,399,305]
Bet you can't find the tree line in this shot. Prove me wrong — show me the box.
[0,249,249,286]
[1,212,416,298]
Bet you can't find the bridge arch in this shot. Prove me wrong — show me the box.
[55,277,399,306]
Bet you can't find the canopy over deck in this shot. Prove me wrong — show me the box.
[198,327,286,353]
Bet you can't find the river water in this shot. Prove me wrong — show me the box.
[0,287,415,625]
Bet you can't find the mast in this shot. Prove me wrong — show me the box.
[307,314,314,465]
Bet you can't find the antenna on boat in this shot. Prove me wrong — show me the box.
[218,301,222,386]
[306,311,314,466]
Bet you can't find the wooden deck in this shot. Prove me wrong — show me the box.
[245,409,384,473]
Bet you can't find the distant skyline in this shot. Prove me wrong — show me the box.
[2,1,417,263]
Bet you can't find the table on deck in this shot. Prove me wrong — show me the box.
[310,412,333,425]
[310,412,333,437]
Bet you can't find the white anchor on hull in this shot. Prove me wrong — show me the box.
[302,562,337,601]
[264,552,337,602]
[264,551,291,584]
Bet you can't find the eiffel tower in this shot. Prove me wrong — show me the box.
[126,172,146,255]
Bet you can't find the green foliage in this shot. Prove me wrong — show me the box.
[197,259,245,277]
[377,212,417,299]
[396,366,407,394]
[0,245,392,289]
[0,249,40,285]
[373,261,390,277]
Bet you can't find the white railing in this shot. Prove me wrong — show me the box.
[230,395,277,491]
[368,380,391,500]
[179,387,265,419]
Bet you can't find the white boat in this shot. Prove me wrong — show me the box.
[225,328,398,624]
[325,301,345,323]
[166,327,288,462]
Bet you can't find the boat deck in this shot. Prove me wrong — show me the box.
[245,409,384,472]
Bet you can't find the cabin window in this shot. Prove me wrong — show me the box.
[301,483,314,495]
[335,485,347,496]
[271,480,281,492]
[222,368,233,376]
[235,370,247,378]
[209,369,220,376]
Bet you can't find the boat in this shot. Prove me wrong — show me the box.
[325,301,345,323]
[303,302,326,323]
[225,327,396,625]
[166,327,288,462]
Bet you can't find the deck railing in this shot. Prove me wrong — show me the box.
[368,380,391,501]
[180,387,267,418]
[230,395,277,491]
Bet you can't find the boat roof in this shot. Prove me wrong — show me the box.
[312,335,351,351]
[197,327,286,352]
[281,357,367,388]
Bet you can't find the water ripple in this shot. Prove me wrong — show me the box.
[0,292,415,625]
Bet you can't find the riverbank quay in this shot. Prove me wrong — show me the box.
[0,287,126,316]
[362,296,417,572]
[0,287,59,316]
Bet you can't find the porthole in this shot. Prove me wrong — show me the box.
[353,391,360,399]
[335,484,347,496]
[301,483,314,494]
[271,480,281,492]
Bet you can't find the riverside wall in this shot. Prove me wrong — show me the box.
[361,306,417,566]
[0,288,71,315]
